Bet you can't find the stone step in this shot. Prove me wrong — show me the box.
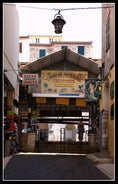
[35,141,98,154]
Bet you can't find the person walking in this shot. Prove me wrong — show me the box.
[78,120,85,142]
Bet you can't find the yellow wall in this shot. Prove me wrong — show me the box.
[108,66,115,160]
[99,83,104,111]
[99,66,114,160]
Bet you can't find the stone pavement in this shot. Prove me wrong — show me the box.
[3,155,12,170]
[3,152,115,181]
[86,152,115,180]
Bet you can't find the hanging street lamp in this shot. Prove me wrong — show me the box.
[52,10,66,34]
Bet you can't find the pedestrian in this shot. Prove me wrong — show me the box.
[78,120,85,142]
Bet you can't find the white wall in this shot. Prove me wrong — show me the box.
[19,38,30,62]
[3,3,19,101]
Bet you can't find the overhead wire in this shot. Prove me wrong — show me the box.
[3,3,115,13]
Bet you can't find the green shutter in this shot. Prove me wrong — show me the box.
[39,49,46,58]
[110,81,114,99]
[61,46,68,49]
[78,46,85,55]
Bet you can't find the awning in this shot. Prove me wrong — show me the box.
[20,48,99,75]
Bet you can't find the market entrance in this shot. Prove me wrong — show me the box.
[29,96,90,142]
[19,49,100,154]
[35,122,89,143]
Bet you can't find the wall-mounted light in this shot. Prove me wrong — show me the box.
[52,10,66,34]
[17,76,23,83]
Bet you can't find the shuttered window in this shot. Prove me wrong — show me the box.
[78,46,85,55]
[110,103,114,120]
[39,49,46,58]
[106,15,110,51]
[110,80,114,99]
[19,42,22,53]
[36,38,40,44]
[61,46,68,49]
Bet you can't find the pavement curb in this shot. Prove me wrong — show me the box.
[96,164,115,180]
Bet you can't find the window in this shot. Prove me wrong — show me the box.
[78,46,85,55]
[61,46,68,49]
[106,15,110,51]
[49,38,53,43]
[36,38,40,44]
[39,49,46,58]
[110,103,114,120]
[110,80,114,99]
[19,42,22,53]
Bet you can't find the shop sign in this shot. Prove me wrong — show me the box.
[41,70,88,96]
[22,74,39,85]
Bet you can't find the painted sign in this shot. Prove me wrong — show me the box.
[41,70,88,96]
[22,74,39,85]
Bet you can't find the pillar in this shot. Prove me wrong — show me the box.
[102,110,109,151]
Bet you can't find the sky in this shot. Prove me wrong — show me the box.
[16,3,102,59]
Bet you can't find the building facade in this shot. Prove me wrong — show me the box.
[99,3,115,160]
[19,35,96,65]
[19,35,62,65]
[3,3,19,117]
